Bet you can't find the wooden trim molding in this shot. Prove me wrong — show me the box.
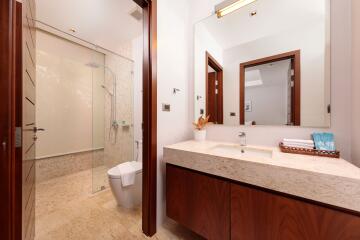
[0,0,18,239]
[239,50,301,125]
[137,0,157,237]
[14,3,23,240]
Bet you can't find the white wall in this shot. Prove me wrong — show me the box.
[186,0,352,160]
[352,0,360,166]
[244,62,290,125]
[36,30,105,158]
[222,22,327,127]
[157,0,193,226]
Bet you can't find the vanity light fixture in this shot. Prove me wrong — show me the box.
[216,0,257,18]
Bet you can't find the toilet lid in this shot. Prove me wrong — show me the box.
[131,161,142,173]
[107,161,142,179]
[107,167,121,179]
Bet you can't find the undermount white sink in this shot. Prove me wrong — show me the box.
[209,144,273,159]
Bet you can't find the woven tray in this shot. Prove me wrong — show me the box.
[279,143,340,158]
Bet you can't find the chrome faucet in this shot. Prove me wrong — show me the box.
[238,132,246,146]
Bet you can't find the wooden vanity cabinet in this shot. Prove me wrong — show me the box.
[166,164,230,240]
[166,164,360,240]
[231,183,360,240]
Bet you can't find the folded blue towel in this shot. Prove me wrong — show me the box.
[312,132,335,151]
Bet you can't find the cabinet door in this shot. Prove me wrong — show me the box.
[231,183,360,240]
[166,164,230,240]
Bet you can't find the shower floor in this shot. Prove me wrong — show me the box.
[92,165,110,192]
[35,168,202,240]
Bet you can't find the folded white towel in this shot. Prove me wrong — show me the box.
[118,162,136,187]
[283,143,314,149]
[283,139,315,145]
[283,141,314,147]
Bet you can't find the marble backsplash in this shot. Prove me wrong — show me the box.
[36,149,104,183]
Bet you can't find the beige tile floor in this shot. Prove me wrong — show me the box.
[35,169,203,240]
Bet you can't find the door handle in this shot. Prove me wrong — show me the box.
[33,127,45,133]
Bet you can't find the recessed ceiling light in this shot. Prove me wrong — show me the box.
[69,28,76,33]
[250,11,257,17]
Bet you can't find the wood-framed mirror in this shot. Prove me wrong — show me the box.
[239,50,301,126]
[194,0,331,128]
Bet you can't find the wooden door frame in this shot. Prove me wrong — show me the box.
[239,50,301,125]
[133,0,157,237]
[1,0,158,238]
[205,51,223,124]
[0,0,19,239]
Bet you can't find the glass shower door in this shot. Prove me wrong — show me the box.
[91,51,135,193]
[91,55,107,193]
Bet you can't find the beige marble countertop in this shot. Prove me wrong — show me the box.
[164,140,360,213]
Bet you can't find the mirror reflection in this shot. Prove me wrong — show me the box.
[194,0,330,127]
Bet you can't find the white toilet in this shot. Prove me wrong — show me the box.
[107,161,142,209]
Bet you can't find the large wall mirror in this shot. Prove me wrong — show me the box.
[194,0,331,127]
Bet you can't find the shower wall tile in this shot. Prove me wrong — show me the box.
[103,41,134,169]
[36,149,104,183]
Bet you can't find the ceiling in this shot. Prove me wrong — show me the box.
[245,59,291,87]
[36,0,143,53]
[200,0,327,50]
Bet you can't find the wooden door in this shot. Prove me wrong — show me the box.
[231,183,360,240]
[206,71,223,124]
[207,72,218,123]
[205,52,223,124]
[166,164,230,240]
[21,0,36,239]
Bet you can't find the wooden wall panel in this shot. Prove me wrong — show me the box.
[21,0,36,239]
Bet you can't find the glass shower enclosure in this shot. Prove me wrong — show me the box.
[90,50,135,193]
[36,20,135,194]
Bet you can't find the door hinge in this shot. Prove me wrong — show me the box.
[215,89,218,95]
[15,127,22,148]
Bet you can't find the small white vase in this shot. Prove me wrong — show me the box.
[194,129,207,141]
